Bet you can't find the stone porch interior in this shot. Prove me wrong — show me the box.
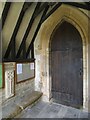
[0,2,90,119]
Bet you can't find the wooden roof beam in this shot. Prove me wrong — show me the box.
[3,3,32,61]
[26,5,49,58]
[16,2,41,59]
[2,2,11,29]
[63,2,90,10]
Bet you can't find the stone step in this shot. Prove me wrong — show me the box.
[1,91,42,119]
[16,91,43,110]
[2,103,22,119]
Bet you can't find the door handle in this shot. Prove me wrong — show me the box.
[79,68,82,76]
[80,71,82,76]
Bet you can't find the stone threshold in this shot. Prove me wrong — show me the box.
[1,91,43,119]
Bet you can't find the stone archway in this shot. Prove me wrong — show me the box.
[34,4,90,111]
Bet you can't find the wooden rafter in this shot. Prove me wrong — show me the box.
[4,3,32,60]
[26,4,49,58]
[16,2,42,58]
[63,2,90,10]
[2,2,11,29]
[41,2,62,23]
[2,2,90,62]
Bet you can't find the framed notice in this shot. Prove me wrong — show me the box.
[16,62,35,83]
[30,63,34,70]
[17,64,22,74]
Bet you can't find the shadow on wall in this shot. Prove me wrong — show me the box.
[0,64,2,89]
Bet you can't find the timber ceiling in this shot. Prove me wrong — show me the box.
[0,2,90,62]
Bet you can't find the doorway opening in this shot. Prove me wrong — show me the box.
[50,21,83,108]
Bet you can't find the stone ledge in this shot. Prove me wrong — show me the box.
[16,91,43,110]
[2,103,22,119]
[1,91,43,119]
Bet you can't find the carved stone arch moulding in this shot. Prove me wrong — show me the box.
[35,4,90,111]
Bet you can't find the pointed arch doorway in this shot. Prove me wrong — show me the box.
[50,21,83,108]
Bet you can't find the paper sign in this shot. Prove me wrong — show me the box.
[17,64,22,74]
[30,63,34,70]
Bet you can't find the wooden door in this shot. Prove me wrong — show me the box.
[51,21,83,108]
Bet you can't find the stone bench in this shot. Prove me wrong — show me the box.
[15,91,43,109]
[1,91,42,119]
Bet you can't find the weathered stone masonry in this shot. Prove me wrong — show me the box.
[35,4,90,112]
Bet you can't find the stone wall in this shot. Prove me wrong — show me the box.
[15,79,35,96]
[0,62,35,104]
[34,4,90,112]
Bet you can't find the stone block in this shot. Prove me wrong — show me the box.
[2,103,22,119]
[16,91,43,109]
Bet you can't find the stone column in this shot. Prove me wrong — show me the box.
[35,48,42,91]
[4,62,15,99]
[88,43,90,112]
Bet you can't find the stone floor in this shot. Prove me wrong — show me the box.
[15,101,90,118]
[1,91,42,119]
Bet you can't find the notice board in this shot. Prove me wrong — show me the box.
[16,62,35,83]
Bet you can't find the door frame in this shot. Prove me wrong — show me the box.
[48,16,88,111]
[49,18,87,110]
